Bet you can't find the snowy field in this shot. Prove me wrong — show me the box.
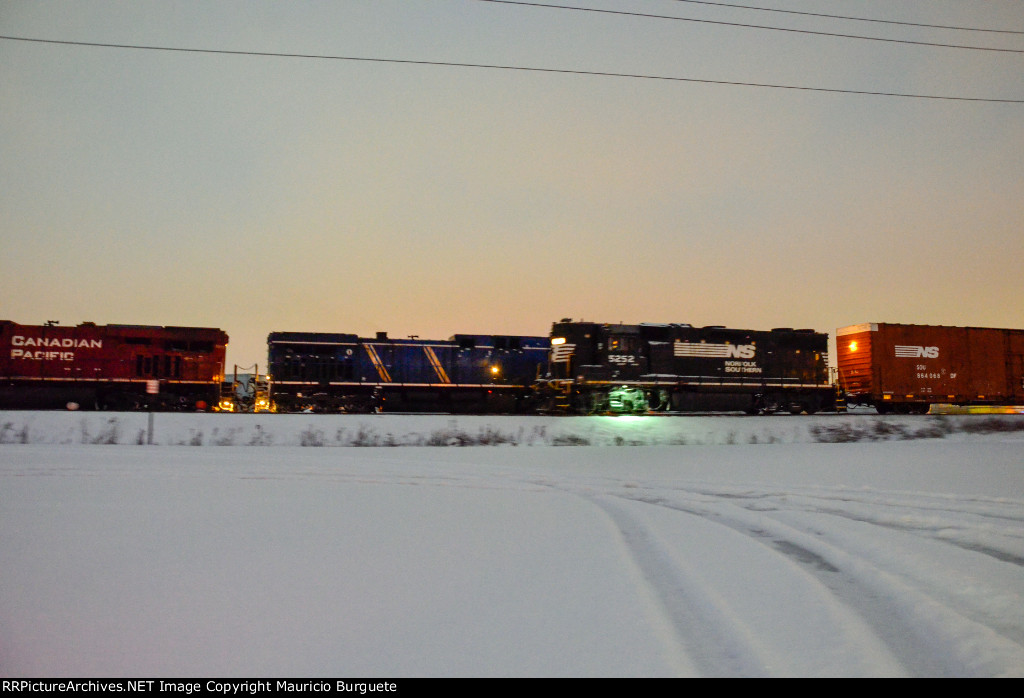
[2,411,1023,677]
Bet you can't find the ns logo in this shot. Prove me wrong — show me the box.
[674,342,756,359]
[728,344,757,359]
[895,345,939,359]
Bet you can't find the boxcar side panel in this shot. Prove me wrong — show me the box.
[837,323,1024,409]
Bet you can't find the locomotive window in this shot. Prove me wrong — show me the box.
[278,356,293,380]
[641,326,671,342]
[493,337,522,351]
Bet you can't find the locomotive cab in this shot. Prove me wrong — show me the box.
[544,320,653,413]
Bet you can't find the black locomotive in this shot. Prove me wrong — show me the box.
[534,320,839,414]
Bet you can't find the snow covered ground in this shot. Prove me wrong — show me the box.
[1,411,1023,677]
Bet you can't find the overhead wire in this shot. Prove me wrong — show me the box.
[470,1,1024,53]
[1,35,1020,103]
[661,0,1024,35]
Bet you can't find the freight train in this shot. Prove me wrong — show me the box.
[2,318,1023,414]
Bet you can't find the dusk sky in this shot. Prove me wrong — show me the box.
[3,1,1022,369]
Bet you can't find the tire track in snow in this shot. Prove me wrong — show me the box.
[669,485,1024,643]
[572,490,910,676]
[604,486,1024,677]
[582,495,765,677]
[689,486,1024,565]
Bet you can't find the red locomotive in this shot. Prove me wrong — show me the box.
[0,320,228,410]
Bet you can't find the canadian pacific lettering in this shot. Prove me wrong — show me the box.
[9,335,102,362]
[11,350,75,360]
[11,336,102,348]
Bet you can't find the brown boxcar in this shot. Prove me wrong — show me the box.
[0,320,228,410]
[836,323,1024,413]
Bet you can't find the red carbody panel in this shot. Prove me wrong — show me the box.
[837,323,1024,409]
[0,321,228,410]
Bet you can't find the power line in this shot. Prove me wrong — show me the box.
[472,0,1024,53]
[663,0,1024,35]
[2,35,1021,103]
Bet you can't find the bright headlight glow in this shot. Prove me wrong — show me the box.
[551,337,566,345]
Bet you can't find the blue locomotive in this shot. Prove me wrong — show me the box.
[535,319,839,414]
[267,330,550,413]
